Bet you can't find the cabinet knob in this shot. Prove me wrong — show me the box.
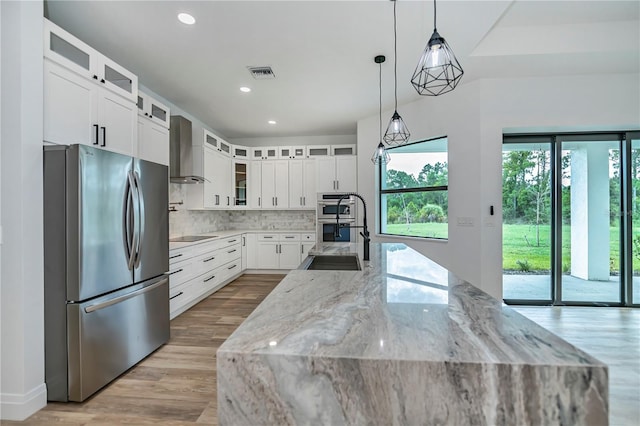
[100,78,105,83]
[93,75,98,80]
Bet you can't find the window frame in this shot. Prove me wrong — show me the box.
[378,136,449,240]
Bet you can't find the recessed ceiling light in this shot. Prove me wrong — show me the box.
[268,120,277,125]
[177,13,195,25]
[239,87,251,93]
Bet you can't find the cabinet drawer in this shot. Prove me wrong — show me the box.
[169,247,193,265]
[301,233,316,242]
[168,259,193,289]
[220,259,242,281]
[221,243,241,264]
[169,280,194,315]
[279,234,301,241]
[257,234,279,242]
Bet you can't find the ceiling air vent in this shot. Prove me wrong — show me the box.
[248,66,276,79]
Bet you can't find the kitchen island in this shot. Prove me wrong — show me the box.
[217,243,608,425]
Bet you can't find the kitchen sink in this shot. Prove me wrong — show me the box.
[301,255,361,271]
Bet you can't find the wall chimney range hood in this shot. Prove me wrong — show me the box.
[170,116,205,184]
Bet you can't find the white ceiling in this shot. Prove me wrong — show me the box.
[45,0,639,139]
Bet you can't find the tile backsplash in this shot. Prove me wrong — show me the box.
[169,184,315,237]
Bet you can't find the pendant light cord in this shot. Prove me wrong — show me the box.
[379,62,383,142]
[393,0,398,110]
[433,0,437,31]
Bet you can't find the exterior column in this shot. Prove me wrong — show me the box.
[570,144,610,281]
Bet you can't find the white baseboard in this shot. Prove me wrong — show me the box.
[0,383,47,421]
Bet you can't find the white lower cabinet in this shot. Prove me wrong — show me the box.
[256,233,304,269]
[168,235,242,319]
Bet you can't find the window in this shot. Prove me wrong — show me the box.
[379,136,448,239]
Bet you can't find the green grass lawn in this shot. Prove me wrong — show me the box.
[386,222,634,273]
[384,223,448,239]
[503,223,628,272]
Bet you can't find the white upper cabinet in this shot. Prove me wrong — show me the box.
[252,147,278,160]
[232,145,250,160]
[331,144,357,156]
[44,19,138,103]
[44,60,97,146]
[306,145,331,157]
[43,19,138,156]
[136,91,170,165]
[203,129,231,158]
[137,92,170,128]
[44,59,137,156]
[289,159,316,209]
[316,156,357,193]
[260,160,289,209]
[278,146,306,159]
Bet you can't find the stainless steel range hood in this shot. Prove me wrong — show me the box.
[170,116,205,184]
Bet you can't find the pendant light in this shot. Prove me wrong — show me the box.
[383,0,410,145]
[410,0,463,96]
[371,55,391,165]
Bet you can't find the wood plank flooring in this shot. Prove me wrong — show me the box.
[5,274,283,426]
[5,277,639,425]
[514,306,640,426]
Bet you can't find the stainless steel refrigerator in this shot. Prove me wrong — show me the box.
[44,144,170,402]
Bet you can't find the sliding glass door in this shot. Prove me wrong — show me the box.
[503,131,638,307]
[630,133,640,306]
[502,139,553,302]
[558,136,621,304]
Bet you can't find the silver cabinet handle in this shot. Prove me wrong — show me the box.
[272,197,275,206]
[275,197,278,206]
[264,236,273,239]
[303,196,306,206]
[336,180,339,190]
[204,274,216,282]
[284,236,294,239]
[167,268,183,276]
[228,249,237,254]
[258,197,261,207]
[228,264,237,270]
[169,291,183,300]
[227,196,230,206]
[169,253,183,259]
[203,256,216,262]
[242,236,246,246]
[85,278,167,313]
[300,196,302,205]
[228,239,237,243]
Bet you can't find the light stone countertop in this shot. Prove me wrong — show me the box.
[168,229,314,251]
[217,242,609,425]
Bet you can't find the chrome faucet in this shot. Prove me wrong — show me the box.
[336,193,370,261]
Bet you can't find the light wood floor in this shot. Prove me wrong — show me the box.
[514,306,640,425]
[5,279,639,425]
[5,274,283,426]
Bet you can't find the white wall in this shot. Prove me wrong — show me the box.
[0,0,47,420]
[358,73,640,299]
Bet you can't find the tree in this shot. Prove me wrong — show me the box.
[528,150,551,246]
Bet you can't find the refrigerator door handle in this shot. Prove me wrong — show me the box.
[125,171,136,270]
[132,171,145,268]
[84,278,168,313]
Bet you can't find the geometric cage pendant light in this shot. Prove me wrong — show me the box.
[410,0,463,96]
[371,55,391,166]
[383,0,410,145]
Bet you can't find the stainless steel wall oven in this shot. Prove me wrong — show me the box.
[317,193,357,242]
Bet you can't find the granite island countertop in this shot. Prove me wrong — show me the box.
[217,242,608,425]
